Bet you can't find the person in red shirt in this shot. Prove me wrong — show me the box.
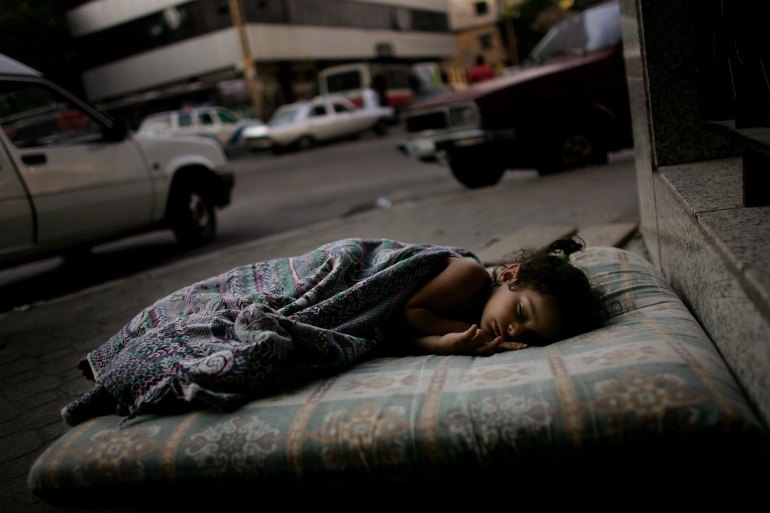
[467,55,496,84]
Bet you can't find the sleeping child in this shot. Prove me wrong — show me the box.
[63,237,605,426]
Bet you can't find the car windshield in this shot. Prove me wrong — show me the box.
[268,106,301,126]
[529,1,621,62]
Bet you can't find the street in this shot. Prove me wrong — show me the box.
[0,127,451,311]
[0,125,638,312]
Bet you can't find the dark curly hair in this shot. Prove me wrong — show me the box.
[491,237,607,343]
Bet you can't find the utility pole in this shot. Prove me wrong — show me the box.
[228,0,262,118]
[499,0,520,66]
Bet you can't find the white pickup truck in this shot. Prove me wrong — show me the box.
[0,53,235,269]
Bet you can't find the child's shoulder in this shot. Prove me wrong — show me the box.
[447,256,490,281]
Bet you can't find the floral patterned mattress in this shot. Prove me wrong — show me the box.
[28,247,769,509]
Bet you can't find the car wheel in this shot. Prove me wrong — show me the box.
[537,129,606,175]
[449,153,505,188]
[295,135,314,151]
[169,178,216,247]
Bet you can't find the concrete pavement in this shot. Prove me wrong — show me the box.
[0,153,643,512]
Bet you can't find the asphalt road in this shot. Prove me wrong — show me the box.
[0,127,459,312]
[0,125,638,312]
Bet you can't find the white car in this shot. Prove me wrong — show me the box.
[243,95,394,153]
[138,106,264,153]
[0,53,234,269]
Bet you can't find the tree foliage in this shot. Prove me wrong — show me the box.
[499,0,571,63]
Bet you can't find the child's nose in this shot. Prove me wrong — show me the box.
[508,324,525,340]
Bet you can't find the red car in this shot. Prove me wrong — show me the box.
[400,0,632,188]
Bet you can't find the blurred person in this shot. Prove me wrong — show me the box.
[467,55,496,84]
[362,87,381,109]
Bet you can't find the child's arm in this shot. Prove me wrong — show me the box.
[399,257,527,355]
[413,324,527,355]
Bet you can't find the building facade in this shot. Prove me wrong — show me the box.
[446,0,511,82]
[65,0,454,124]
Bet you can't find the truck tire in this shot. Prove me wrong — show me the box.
[449,153,505,188]
[537,129,606,175]
[169,178,216,247]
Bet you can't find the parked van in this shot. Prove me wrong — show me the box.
[319,62,448,112]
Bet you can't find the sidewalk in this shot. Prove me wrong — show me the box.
[0,156,642,512]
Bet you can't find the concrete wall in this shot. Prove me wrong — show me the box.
[619,0,770,426]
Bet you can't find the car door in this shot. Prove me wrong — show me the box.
[306,101,337,141]
[175,110,194,137]
[0,79,154,244]
[332,98,371,135]
[196,108,225,145]
[0,135,34,256]
[329,99,361,137]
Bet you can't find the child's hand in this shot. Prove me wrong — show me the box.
[442,324,528,355]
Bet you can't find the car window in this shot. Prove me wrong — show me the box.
[530,1,620,61]
[583,1,621,52]
[178,112,193,127]
[216,108,239,124]
[310,104,328,117]
[0,81,104,148]
[269,107,299,126]
[332,102,351,113]
[198,111,215,125]
[324,69,363,94]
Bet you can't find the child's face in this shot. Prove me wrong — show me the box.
[480,264,563,345]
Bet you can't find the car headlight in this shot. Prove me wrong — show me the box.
[449,105,479,128]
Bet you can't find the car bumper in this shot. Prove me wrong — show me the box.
[401,128,492,162]
[245,136,274,150]
[398,137,438,161]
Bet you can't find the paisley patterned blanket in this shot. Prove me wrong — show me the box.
[62,238,473,425]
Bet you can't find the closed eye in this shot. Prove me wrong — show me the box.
[517,303,527,322]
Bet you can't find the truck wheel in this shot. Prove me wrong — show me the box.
[537,130,606,175]
[449,154,505,188]
[169,179,216,247]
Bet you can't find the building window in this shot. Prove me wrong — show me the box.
[73,0,449,70]
[474,2,488,16]
[479,33,493,50]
